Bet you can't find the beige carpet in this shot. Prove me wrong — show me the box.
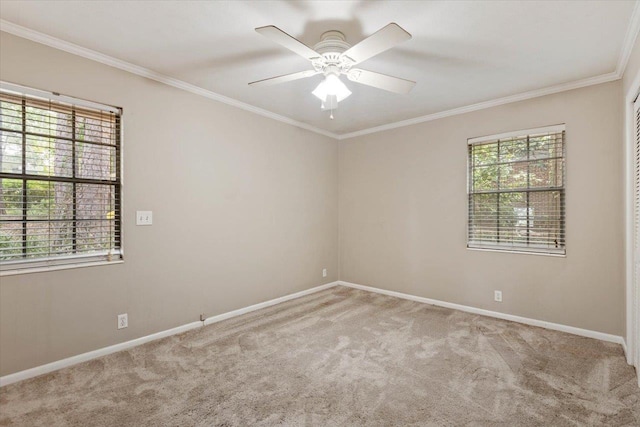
[0,286,638,426]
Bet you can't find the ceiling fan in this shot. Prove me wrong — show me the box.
[249,23,416,118]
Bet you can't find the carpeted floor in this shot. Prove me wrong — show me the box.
[0,286,638,426]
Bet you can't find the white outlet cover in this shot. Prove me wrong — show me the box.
[136,211,153,226]
[117,313,128,329]
[322,268,327,278]
[494,291,503,302]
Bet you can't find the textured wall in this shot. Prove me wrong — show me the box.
[339,81,624,336]
[0,32,339,376]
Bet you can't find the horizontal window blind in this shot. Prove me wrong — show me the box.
[467,125,565,255]
[0,86,122,272]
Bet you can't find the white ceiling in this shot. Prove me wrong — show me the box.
[0,1,638,136]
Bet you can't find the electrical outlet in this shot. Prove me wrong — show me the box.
[136,211,153,226]
[117,313,128,329]
[322,268,327,278]
[494,290,503,302]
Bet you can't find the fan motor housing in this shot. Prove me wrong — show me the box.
[312,30,353,73]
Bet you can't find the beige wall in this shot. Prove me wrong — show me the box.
[339,81,625,336]
[0,29,629,377]
[0,32,339,376]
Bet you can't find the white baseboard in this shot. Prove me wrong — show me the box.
[2,280,623,388]
[339,281,625,346]
[0,321,202,387]
[204,281,339,326]
[0,281,339,387]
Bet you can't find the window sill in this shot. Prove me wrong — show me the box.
[0,260,124,277]
[467,247,566,258]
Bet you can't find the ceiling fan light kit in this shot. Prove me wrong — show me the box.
[312,72,351,101]
[249,23,416,119]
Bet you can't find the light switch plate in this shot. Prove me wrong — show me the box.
[136,211,153,225]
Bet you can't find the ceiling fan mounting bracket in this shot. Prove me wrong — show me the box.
[313,30,351,55]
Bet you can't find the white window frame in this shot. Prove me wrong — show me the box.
[467,124,566,256]
[0,81,124,276]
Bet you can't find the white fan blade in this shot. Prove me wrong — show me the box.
[249,70,320,87]
[341,23,411,65]
[256,26,320,61]
[347,69,415,94]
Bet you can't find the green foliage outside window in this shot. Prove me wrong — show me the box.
[0,95,120,263]
[468,130,565,253]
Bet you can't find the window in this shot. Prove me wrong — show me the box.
[0,83,122,273]
[467,125,565,255]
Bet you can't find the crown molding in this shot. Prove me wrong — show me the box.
[3,4,640,142]
[338,1,640,140]
[336,71,619,140]
[616,0,640,78]
[0,19,340,140]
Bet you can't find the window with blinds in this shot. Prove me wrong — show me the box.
[467,125,565,255]
[0,83,122,272]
